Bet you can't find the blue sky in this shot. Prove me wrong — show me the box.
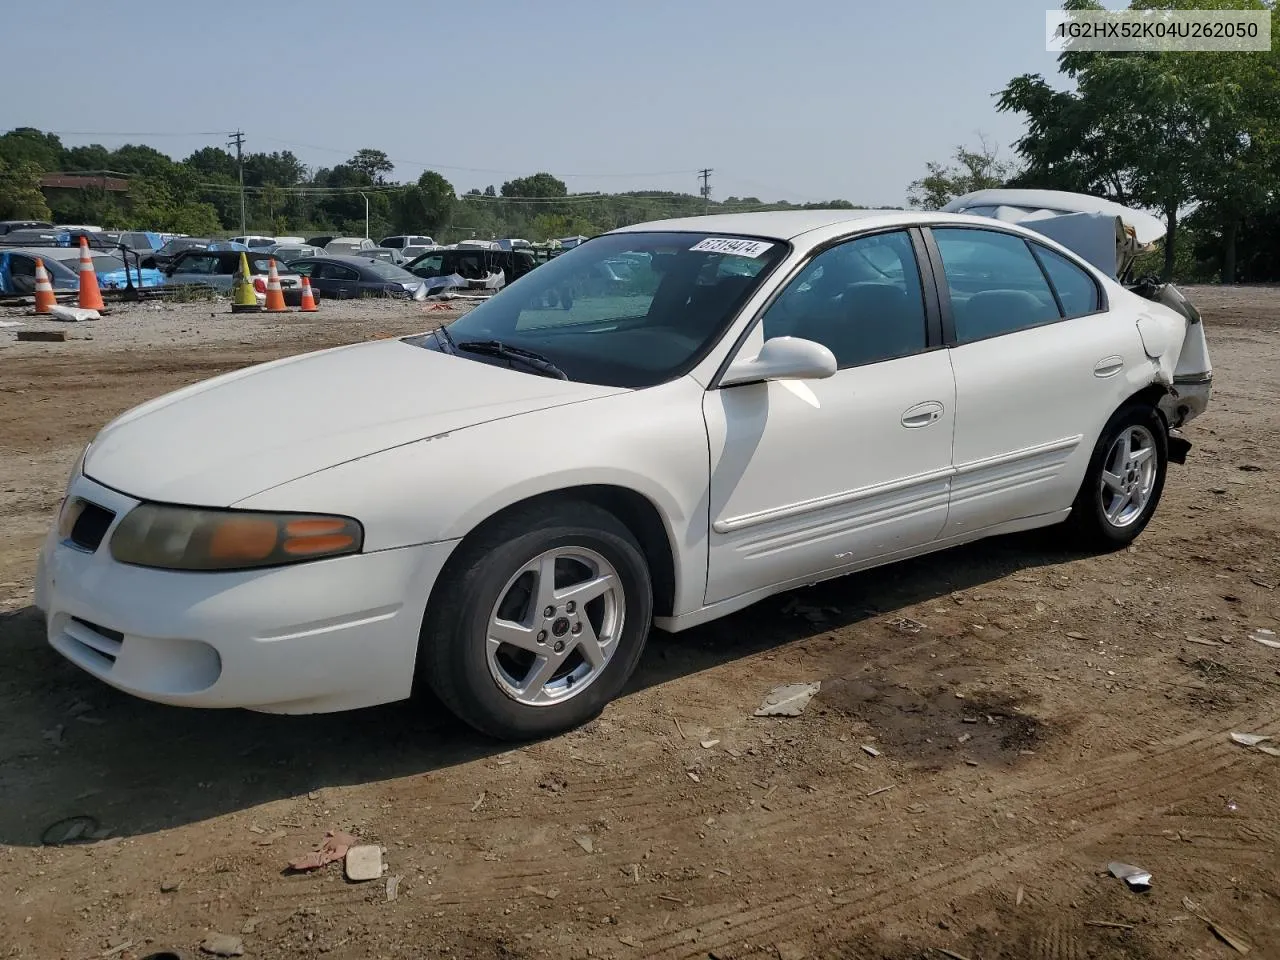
[2,0,1073,206]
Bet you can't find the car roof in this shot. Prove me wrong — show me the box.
[609,208,1104,247]
[308,254,391,263]
[8,246,118,261]
[609,208,931,240]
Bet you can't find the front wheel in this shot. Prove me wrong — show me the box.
[418,501,653,740]
[1067,402,1168,549]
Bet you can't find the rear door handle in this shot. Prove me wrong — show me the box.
[1094,356,1124,378]
[901,401,945,428]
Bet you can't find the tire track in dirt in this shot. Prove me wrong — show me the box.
[622,710,1279,958]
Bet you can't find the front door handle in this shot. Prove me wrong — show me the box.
[901,401,945,428]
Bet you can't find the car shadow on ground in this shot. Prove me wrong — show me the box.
[0,529,1081,847]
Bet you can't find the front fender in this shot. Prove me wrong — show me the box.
[235,377,713,618]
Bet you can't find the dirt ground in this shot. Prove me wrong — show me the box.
[1,289,1277,960]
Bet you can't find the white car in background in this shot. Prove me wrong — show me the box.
[36,195,1211,740]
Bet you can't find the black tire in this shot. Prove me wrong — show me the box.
[1066,401,1168,549]
[418,500,653,740]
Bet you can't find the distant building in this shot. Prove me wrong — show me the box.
[39,172,130,206]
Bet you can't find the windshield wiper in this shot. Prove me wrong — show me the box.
[432,324,458,354]
[456,339,569,380]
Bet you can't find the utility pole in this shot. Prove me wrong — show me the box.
[359,192,370,240]
[698,168,713,214]
[228,130,246,235]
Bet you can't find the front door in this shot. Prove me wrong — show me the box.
[703,228,956,606]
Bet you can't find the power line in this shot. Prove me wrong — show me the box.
[45,130,232,137]
[698,168,713,214]
[253,135,694,180]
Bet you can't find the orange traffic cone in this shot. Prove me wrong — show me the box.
[33,258,58,314]
[76,236,106,310]
[298,275,318,312]
[263,259,288,313]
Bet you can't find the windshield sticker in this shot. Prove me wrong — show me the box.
[689,237,775,258]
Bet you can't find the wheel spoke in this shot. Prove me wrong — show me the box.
[1101,469,1126,494]
[1117,429,1132,464]
[574,619,605,670]
[1105,490,1131,523]
[555,573,616,608]
[1129,444,1155,467]
[489,618,542,653]
[517,654,560,699]
[533,553,559,611]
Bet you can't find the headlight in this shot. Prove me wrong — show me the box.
[65,442,90,497]
[110,504,363,571]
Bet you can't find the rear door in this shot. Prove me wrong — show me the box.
[925,225,1147,537]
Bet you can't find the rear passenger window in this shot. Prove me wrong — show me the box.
[1032,244,1100,317]
[932,228,1061,344]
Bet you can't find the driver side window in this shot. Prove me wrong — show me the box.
[761,230,928,369]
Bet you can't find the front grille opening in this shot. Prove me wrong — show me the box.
[69,502,115,552]
[70,617,123,663]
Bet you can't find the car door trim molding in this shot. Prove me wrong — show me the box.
[952,434,1082,478]
[714,432,1084,536]
[713,463,954,534]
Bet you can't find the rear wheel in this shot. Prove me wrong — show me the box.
[419,501,652,740]
[1067,402,1168,549]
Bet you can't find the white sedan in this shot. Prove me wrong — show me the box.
[36,193,1213,740]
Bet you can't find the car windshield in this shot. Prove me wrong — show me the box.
[422,231,787,388]
[360,259,418,281]
[159,238,207,255]
[60,256,125,273]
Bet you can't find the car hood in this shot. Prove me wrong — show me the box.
[84,337,626,506]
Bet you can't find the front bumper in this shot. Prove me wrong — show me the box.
[36,474,458,714]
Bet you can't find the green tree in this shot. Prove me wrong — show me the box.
[393,170,456,234]
[184,146,239,179]
[168,202,222,236]
[501,172,568,198]
[0,127,62,171]
[244,150,306,188]
[0,158,52,220]
[907,138,1014,209]
[998,0,1280,280]
[61,144,113,172]
[347,148,394,184]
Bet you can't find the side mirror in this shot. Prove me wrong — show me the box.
[720,336,838,387]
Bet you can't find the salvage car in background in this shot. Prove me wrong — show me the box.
[356,247,410,265]
[380,234,435,251]
[323,237,376,255]
[37,197,1212,742]
[143,236,210,270]
[164,249,304,305]
[287,255,426,299]
[0,249,79,294]
[266,243,322,264]
[54,251,166,291]
[405,247,538,286]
